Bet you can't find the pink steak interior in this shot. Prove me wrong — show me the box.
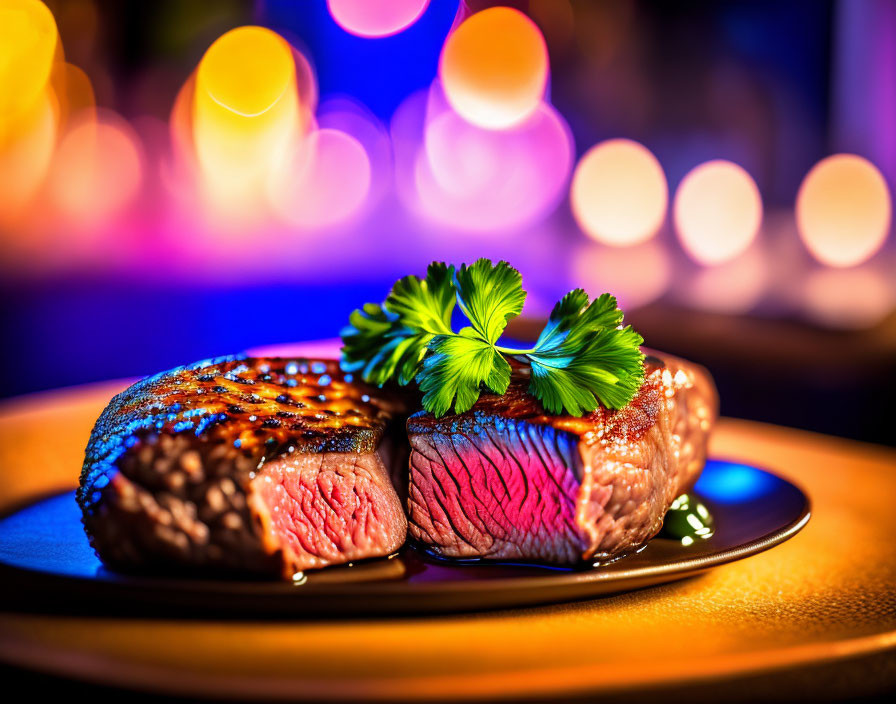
[249,451,407,576]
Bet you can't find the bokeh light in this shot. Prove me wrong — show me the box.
[192,26,302,216]
[268,128,371,229]
[424,104,505,197]
[403,92,573,231]
[571,139,667,246]
[674,160,762,266]
[572,241,672,310]
[439,7,548,130]
[327,0,430,38]
[0,0,61,225]
[804,266,894,329]
[796,154,891,268]
[318,96,392,205]
[291,48,319,133]
[46,110,143,229]
[0,0,58,133]
[683,245,768,314]
[52,62,96,125]
[0,88,57,225]
[197,26,295,118]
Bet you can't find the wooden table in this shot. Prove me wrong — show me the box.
[0,378,894,701]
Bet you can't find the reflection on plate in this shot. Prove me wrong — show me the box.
[0,460,809,616]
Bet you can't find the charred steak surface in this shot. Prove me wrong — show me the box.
[406,352,717,565]
[78,356,408,578]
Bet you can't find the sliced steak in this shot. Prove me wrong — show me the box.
[78,356,408,578]
[406,351,717,565]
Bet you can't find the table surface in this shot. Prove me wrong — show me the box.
[0,369,895,701]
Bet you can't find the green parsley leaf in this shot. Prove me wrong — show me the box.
[339,304,418,386]
[385,262,455,339]
[340,261,645,418]
[454,259,527,344]
[525,291,645,414]
[532,289,623,354]
[418,329,512,416]
[341,263,455,386]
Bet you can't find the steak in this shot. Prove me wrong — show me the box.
[78,356,408,578]
[406,352,717,565]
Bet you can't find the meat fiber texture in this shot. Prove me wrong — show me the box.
[78,356,408,579]
[407,352,717,565]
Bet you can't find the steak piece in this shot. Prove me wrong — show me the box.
[407,352,717,565]
[78,356,408,578]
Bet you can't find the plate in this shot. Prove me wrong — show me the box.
[0,459,808,616]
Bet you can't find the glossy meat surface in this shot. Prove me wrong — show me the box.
[407,353,717,564]
[78,356,407,577]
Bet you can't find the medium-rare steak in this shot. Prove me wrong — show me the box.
[406,352,717,565]
[78,356,408,578]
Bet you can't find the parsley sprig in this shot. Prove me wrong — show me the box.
[340,259,645,417]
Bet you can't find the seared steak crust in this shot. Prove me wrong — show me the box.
[78,356,407,578]
[407,352,717,564]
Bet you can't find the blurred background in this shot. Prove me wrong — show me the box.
[0,0,893,445]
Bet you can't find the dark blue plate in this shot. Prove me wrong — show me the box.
[0,460,809,616]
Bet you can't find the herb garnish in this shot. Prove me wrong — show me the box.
[340,259,645,417]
